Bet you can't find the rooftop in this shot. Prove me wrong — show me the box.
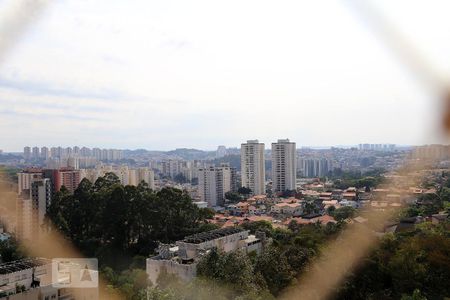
[0,258,50,275]
[182,227,245,244]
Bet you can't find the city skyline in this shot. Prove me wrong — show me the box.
[2,142,411,153]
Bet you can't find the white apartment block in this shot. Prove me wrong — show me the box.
[161,160,186,179]
[298,158,333,178]
[198,166,231,207]
[16,178,51,242]
[147,228,267,286]
[23,147,31,160]
[241,140,265,195]
[40,147,49,159]
[271,139,296,192]
[31,147,40,159]
[80,166,155,189]
[17,170,43,196]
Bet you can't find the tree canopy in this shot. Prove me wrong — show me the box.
[46,173,214,269]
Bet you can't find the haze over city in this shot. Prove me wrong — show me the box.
[1,0,450,152]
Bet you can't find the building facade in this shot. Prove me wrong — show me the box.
[271,139,296,192]
[198,166,231,207]
[241,140,265,195]
[298,158,332,178]
[16,177,51,241]
[147,228,266,286]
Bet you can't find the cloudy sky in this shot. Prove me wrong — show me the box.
[0,0,449,151]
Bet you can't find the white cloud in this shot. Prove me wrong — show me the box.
[0,0,449,151]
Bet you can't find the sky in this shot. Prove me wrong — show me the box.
[0,0,450,152]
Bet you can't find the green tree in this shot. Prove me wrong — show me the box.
[401,289,428,300]
[46,174,213,270]
[197,248,265,298]
[330,206,355,222]
[225,191,241,202]
[0,238,25,263]
[238,187,252,196]
[254,246,294,295]
[241,220,273,236]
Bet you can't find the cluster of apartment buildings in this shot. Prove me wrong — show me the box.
[412,144,450,160]
[196,139,297,208]
[297,158,333,178]
[23,146,123,162]
[16,168,81,241]
[241,139,297,195]
[358,144,396,152]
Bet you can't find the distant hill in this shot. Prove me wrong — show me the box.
[166,148,215,160]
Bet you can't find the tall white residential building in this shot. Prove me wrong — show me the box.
[161,160,183,178]
[23,146,31,160]
[271,139,296,192]
[40,146,49,159]
[32,147,40,159]
[73,145,80,155]
[80,146,92,156]
[17,169,43,196]
[137,167,155,189]
[241,140,265,195]
[64,147,73,158]
[115,166,132,185]
[198,166,231,207]
[50,147,58,158]
[67,157,80,169]
[17,177,52,241]
[92,148,102,160]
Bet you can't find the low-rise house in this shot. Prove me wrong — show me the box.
[302,190,321,200]
[331,189,343,200]
[236,202,250,214]
[322,200,339,210]
[247,195,268,205]
[225,204,238,215]
[286,214,336,226]
[342,192,357,201]
[340,199,358,208]
[271,202,303,216]
[319,192,333,201]
[249,205,263,215]
[358,192,372,201]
